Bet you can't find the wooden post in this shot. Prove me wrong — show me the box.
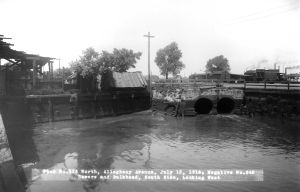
[80,76,83,92]
[48,99,54,122]
[264,81,266,89]
[32,59,37,89]
[48,62,51,78]
[50,62,54,89]
[288,81,290,91]
[5,65,8,94]
[93,94,97,118]
[50,62,53,79]
[48,62,51,89]
[112,95,116,115]
[61,67,64,91]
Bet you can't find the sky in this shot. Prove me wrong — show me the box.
[0,0,299,76]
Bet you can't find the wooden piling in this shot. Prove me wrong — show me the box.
[32,59,37,89]
[48,99,54,122]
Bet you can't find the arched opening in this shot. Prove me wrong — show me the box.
[217,97,235,114]
[194,98,213,114]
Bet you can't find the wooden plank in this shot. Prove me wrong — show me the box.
[0,42,13,46]
[25,56,40,60]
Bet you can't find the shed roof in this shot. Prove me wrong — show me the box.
[111,71,147,88]
[101,71,147,89]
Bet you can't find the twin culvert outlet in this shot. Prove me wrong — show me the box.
[194,97,235,114]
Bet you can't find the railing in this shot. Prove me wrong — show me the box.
[153,81,300,91]
[153,82,216,89]
[243,81,300,91]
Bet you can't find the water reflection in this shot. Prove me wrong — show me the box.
[24,111,299,192]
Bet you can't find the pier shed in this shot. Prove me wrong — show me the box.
[0,35,56,95]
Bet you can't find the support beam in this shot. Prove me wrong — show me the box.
[0,58,21,70]
[50,62,53,79]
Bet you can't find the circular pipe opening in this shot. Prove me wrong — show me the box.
[217,98,235,114]
[194,98,213,114]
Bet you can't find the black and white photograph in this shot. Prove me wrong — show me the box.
[0,0,299,191]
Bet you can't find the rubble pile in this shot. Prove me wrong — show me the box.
[153,88,185,102]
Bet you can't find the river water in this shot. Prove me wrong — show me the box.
[22,111,299,192]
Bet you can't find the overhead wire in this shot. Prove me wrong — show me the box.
[231,1,299,20]
[225,1,299,25]
[228,7,298,25]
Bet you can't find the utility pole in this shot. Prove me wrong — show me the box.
[144,32,154,93]
[58,58,61,75]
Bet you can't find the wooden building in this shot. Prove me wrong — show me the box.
[244,69,285,82]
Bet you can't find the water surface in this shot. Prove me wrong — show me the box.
[23,111,299,192]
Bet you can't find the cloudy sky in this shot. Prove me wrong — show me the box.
[1,0,299,76]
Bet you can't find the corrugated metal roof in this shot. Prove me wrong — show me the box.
[111,71,147,88]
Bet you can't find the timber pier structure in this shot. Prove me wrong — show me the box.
[0,35,151,191]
